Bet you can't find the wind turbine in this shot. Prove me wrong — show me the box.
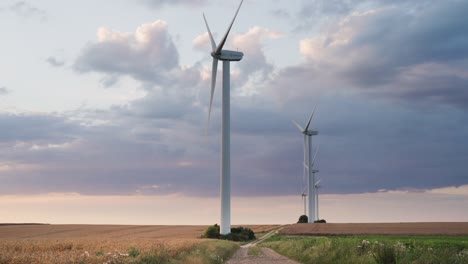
[293,105,319,223]
[310,145,320,221]
[314,178,321,220]
[204,0,244,235]
[301,187,307,216]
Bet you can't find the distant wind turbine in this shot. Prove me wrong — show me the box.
[293,105,319,223]
[301,187,307,216]
[314,178,321,220]
[204,0,245,235]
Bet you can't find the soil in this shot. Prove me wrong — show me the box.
[280,222,468,236]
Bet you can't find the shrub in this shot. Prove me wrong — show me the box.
[298,215,308,223]
[221,227,256,242]
[203,224,220,239]
[203,225,255,241]
[314,219,327,223]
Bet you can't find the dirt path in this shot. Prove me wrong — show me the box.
[227,226,300,264]
[227,247,300,264]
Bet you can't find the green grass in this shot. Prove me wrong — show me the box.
[261,235,468,264]
[134,240,239,264]
[248,246,262,256]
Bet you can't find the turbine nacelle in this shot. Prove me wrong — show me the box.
[304,130,319,136]
[292,104,319,136]
[212,50,244,61]
[204,0,244,129]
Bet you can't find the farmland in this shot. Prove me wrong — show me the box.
[260,223,468,264]
[0,224,277,264]
[1,223,468,263]
[261,235,468,264]
[280,222,468,236]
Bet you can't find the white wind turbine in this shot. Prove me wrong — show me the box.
[204,0,244,235]
[293,105,319,223]
[301,187,307,216]
[314,178,321,220]
[310,145,320,221]
[309,145,320,221]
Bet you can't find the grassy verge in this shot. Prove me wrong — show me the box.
[261,235,468,264]
[175,240,239,264]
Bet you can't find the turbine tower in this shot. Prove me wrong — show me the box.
[293,105,319,223]
[301,188,307,216]
[314,178,321,220]
[204,0,244,235]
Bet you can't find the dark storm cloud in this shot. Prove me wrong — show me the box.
[1,94,467,196]
[229,95,468,196]
[279,0,468,108]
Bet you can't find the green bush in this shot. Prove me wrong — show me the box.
[203,224,220,239]
[203,225,256,241]
[314,219,327,223]
[221,227,256,242]
[298,215,308,223]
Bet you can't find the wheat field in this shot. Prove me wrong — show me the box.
[0,224,279,264]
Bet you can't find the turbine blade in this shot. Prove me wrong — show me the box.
[305,104,318,131]
[203,13,217,52]
[292,120,304,132]
[303,162,309,170]
[316,179,321,186]
[215,0,244,54]
[207,58,219,130]
[311,144,320,168]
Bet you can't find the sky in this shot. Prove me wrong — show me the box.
[0,0,467,224]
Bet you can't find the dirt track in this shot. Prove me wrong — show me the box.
[227,247,300,264]
[281,222,468,236]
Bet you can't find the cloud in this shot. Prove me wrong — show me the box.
[46,57,65,67]
[271,1,468,108]
[0,112,81,143]
[74,20,179,86]
[9,1,47,22]
[0,87,9,95]
[1,94,468,197]
[193,26,283,93]
[270,8,291,19]
[231,27,284,81]
[142,0,208,8]
[2,2,468,199]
